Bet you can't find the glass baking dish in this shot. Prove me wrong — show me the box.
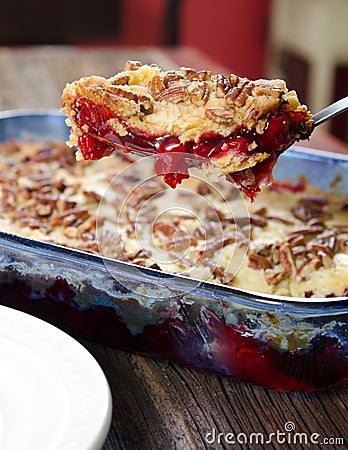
[0,109,347,392]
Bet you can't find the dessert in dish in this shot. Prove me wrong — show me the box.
[61,61,314,200]
[0,133,347,392]
[1,138,347,298]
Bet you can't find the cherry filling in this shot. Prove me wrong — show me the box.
[73,97,312,199]
[1,277,347,392]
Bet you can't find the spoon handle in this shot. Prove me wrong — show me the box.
[312,96,348,127]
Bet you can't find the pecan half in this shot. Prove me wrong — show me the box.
[188,70,211,81]
[229,74,239,88]
[112,75,130,86]
[215,74,230,98]
[225,81,253,107]
[124,60,143,70]
[288,224,325,239]
[189,82,210,106]
[201,257,235,283]
[254,82,283,97]
[234,81,254,107]
[206,107,234,125]
[148,75,166,99]
[105,85,138,102]
[165,71,185,85]
[156,85,189,103]
[180,67,197,78]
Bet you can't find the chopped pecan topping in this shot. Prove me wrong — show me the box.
[309,243,334,258]
[292,196,328,222]
[278,244,296,276]
[248,253,273,270]
[63,226,79,239]
[264,267,286,286]
[200,231,244,257]
[334,224,348,233]
[266,215,294,225]
[77,241,99,253]
[249,213,268,227]
[50,208,89,226]
[153,222,176,237]
[36,204,52,217]
[288,225,325,239]
[297,254,322,278]
[83,190,102,202]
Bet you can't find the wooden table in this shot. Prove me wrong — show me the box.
[0,45,347,450]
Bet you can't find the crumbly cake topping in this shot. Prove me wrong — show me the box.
[1,139,347,298]
[62,60,309,144]
[61,61,314,200]
[0,140,128,252]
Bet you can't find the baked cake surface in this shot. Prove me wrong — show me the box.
[1,139,347,298]
[61,61,314,199]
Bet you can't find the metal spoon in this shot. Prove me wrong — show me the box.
[312,95,348,127]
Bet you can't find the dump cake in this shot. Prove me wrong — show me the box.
[1,138,347,298]
[61,61,313,200]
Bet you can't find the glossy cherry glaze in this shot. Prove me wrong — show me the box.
[73,97,312,199]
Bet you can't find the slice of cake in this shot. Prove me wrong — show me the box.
[61,60,313,199]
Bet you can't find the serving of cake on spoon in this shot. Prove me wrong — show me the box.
[61,60,314,200]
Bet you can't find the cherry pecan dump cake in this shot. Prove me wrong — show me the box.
[1,139,348,298]
[61,61,314,200]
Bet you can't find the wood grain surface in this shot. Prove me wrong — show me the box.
[0,45,347,450]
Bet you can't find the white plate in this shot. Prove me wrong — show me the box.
[0,306,112,450]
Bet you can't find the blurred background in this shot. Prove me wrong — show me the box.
[0,0,347,142]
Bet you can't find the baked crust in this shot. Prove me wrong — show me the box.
[61,60,314,198]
